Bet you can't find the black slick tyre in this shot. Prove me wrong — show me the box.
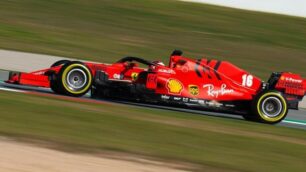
[54,61,93,97]
[51,60,71,68]
[251,91,288,124]
[50,60,70,94]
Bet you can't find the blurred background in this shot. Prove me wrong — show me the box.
[0,0,305,79]
[0,1,305,172]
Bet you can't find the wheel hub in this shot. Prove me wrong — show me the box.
[66,68,87,91]
[261,97,282,118]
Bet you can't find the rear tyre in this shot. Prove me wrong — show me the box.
[251,91,288,124]
[53,61,93,97]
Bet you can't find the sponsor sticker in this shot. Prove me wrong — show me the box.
[131,72,138,81]
[161,95,170,100]
[188,85,199,96]
[285,77,302,83]
[280,76,285,81]
[157,69,175,74]
[33,71,45,75]
[206,100,223,107]
[173,97,182,101]
[189,99,199,103]
[203,84,234,98]
[166,79,183,94]
[113,73,121,79]
[198,100,206,105]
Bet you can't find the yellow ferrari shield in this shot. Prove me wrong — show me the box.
[131,72,139,81]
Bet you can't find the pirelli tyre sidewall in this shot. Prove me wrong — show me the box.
[253,91,288,124]
[58,61,92,97]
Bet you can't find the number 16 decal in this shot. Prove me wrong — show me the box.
[242,74,253,87]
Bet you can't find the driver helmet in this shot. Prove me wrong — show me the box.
[152,60,165,66]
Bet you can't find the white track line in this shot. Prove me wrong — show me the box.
[0,87,25,93]
[282,120,306,126]
[1,83,306,128]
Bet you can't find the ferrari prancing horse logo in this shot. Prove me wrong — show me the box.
[131,72,139,81]
[188,85,199,96]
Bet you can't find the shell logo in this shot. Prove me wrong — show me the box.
[167,79,183,94]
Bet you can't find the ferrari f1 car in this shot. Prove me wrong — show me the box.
[6,50,306,124]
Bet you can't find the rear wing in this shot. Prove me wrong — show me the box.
[274,72,305,96]
[267,72,305,109]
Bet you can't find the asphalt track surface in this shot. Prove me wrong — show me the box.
[0,70,305,130]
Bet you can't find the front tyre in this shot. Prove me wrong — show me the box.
[252,91,288,124]
[51,60,71,68]
[57,61,93,97]
[50,60,71,94]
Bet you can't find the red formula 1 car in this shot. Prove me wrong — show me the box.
[6,50,306,124]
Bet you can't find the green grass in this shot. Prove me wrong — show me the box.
[0,91,306,171]
[0,1,306,171]
[0,0,305,79]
